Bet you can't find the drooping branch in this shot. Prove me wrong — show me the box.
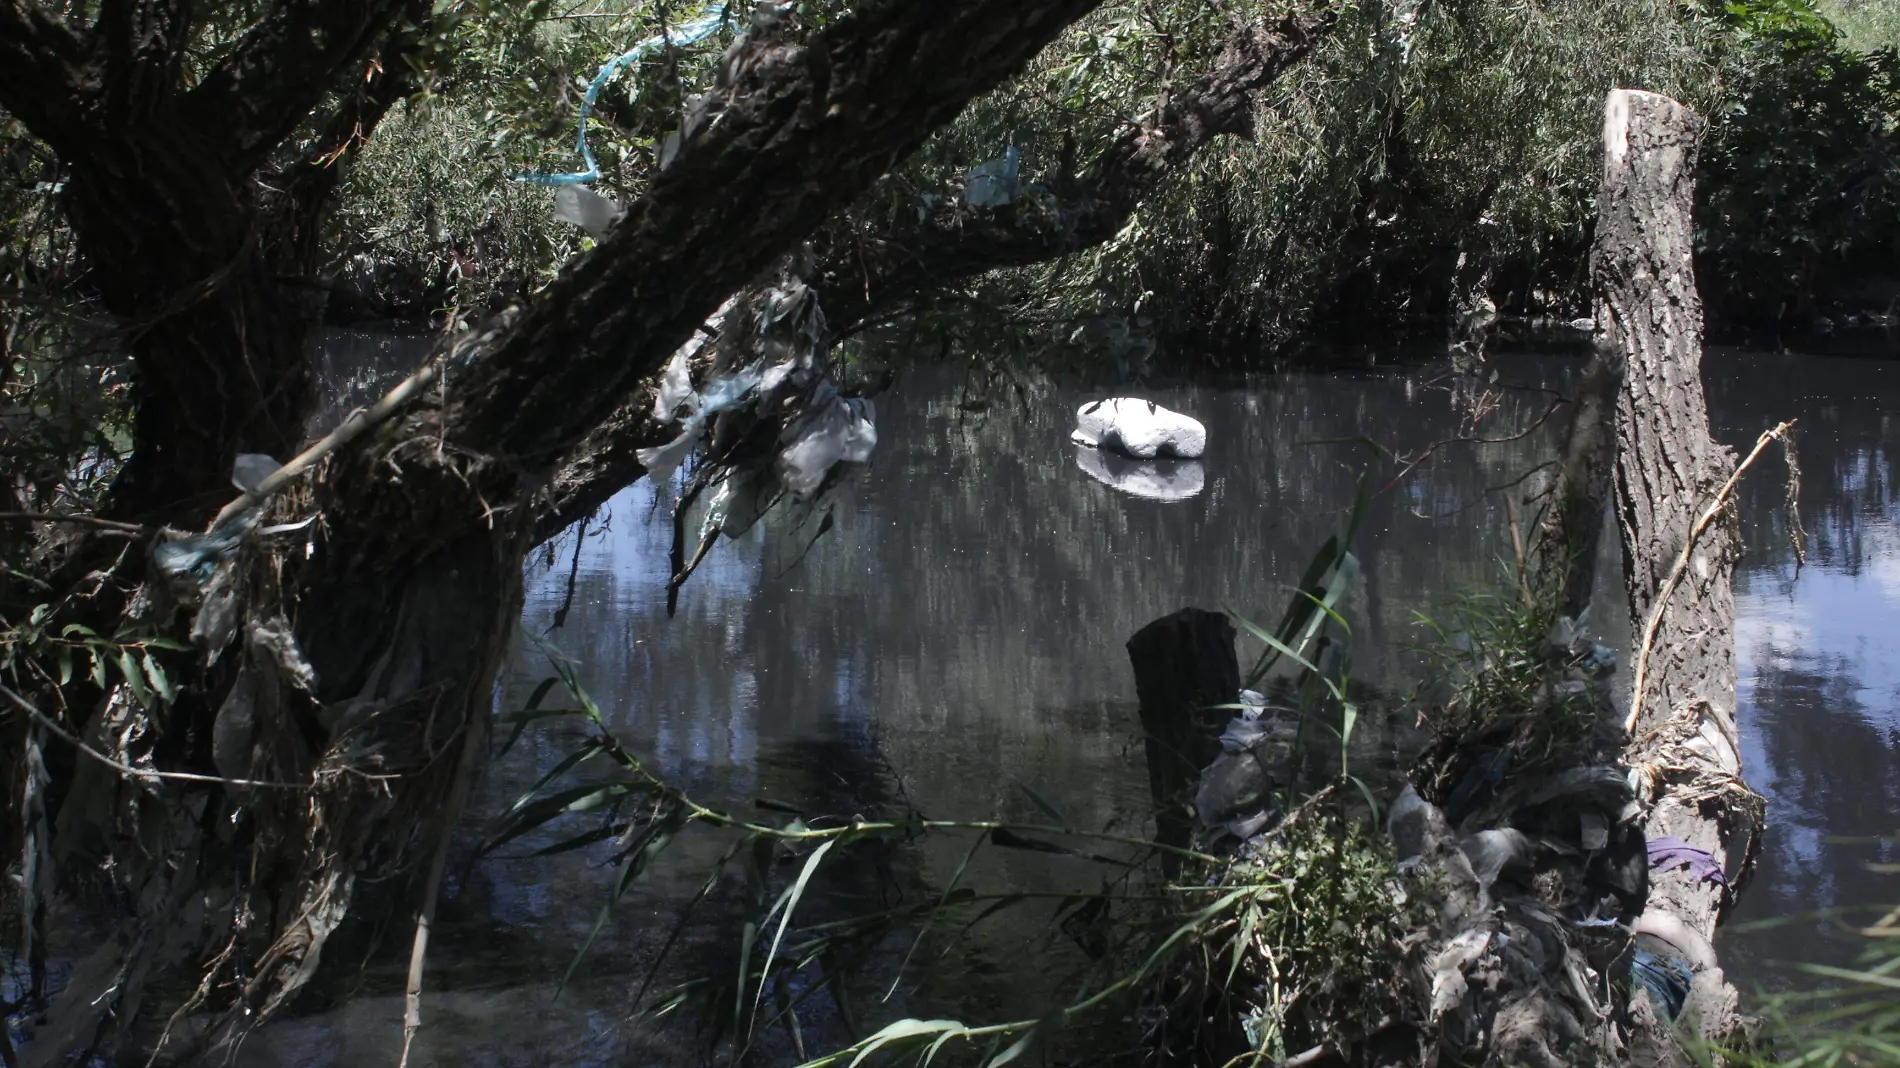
[814,7,1336,332]
[276,0,438,244]
[529,6,1335,545]
[432,0,1110,474]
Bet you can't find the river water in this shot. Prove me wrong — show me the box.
[251,332,1900,1065]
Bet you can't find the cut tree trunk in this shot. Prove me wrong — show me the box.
[1598,87,1761,1046]
[1127,609,1240,871]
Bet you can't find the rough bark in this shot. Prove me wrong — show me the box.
[532,7,1334,547]
[0,0,425,524]
[141,0,1113,1049]
[1599,88,1759,1044]
[1127,609,1240,871]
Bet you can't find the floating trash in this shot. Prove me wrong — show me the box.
[1072,397,1207,459]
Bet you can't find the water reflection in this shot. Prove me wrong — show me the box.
[1707,352,1900,990]
[413,358,1578,1063]
[1074,445,1206,500]
[266,339,1900,1061]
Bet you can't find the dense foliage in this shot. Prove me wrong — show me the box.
[1697,0,1900,335]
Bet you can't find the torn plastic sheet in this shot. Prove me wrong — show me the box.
[965,146,1022,207]
[554,185,623,239]
[515,3,733,186]
[154,452,283,595]
[1647,836,1731,891]
[636,365,763,485]
[776,391,876,500]
[231,453,281,493]
[652,347,695,424]
[704,466,779,540]
[1629,948,1693,1019]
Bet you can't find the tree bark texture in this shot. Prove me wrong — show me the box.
[1598,88,1759,1042]
[0,0,430,524]
[1127,609,1240,871]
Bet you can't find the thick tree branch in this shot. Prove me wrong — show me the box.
[0,1,91,150]
[529,6,1334,546]
[85,0,193,123]
[438,0,1110,471]
[278,0,436,215]
[815,7,1335,332]
[182,0,415,176]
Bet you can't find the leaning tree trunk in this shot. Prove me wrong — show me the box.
[10,2,1114,1062]
[1598,87,1761,1046]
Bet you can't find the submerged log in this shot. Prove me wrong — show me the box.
[1127,609,1240,870]
[1535,340,1624,621]
[1599,88,1763,1046]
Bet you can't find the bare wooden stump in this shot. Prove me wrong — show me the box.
[1127,608,1239,868]
[1598,87,1761,1045]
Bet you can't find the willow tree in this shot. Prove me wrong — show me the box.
[0,0,1332,1059]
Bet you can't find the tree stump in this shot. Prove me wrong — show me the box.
[1598,87,1761,1045]
[1127,608,1239,870]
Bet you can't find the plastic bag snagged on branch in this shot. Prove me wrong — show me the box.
[637,277,879,607]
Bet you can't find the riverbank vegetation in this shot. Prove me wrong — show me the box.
[311,0,1900,355]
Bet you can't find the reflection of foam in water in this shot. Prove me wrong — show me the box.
[1073,444,1205,500]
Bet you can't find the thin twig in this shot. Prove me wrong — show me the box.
[0,511,153,537]
[1625,421,1796,733]
[0,682,308,790]
[399,694,487,1068]
[210,355,443,530]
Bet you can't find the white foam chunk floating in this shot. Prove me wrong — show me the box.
[1072,398,1206,459]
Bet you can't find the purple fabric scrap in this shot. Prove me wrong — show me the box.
[1647,836,1731,891]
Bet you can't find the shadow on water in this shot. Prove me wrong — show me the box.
[251,338,1900,1063]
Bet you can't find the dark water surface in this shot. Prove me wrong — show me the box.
[255,333,1900,1064]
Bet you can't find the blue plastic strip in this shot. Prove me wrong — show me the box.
[514,3,732,186]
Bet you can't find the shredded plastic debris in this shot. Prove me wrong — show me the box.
[515,3,733,186]
[1630,948,1693,1019]
[1443,746,1510,825]
[636,365,764,485]
[231,453,282,493]
[964,146,1021,207]
[554,185,624,239]
[653,348,695,424]
[776,389,876,500]
[154,452,285,600]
